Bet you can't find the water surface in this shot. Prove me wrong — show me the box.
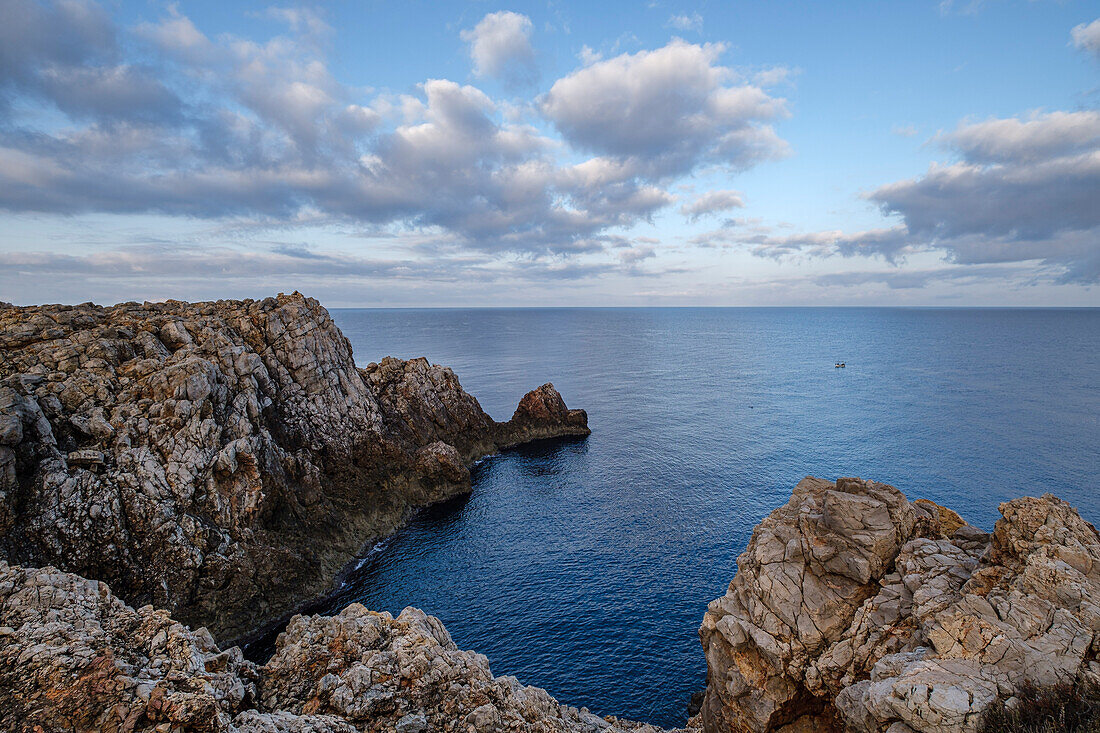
[319,308,1099,726]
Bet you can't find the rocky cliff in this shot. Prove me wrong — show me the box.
[0,293,589,641]
[700,476,1100,733]
[0,560,693,733]
[3,294,1095,733]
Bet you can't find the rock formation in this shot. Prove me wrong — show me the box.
[5,294,1097,733]
[0,293,589,642]
[0,560,691,733]
[700,476,1100,733]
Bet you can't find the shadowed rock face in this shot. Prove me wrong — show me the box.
[0,293,588,641]
[700,477,1100,733]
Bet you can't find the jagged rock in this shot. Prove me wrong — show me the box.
[0,294,588,641]
[500,382,591,448]
[700,478,1100,733]
[260,603,673,733]
[699,477,920,732]
[0,560,692,733]
[0,560,258,731]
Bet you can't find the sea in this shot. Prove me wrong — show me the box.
[297,307,1100,727]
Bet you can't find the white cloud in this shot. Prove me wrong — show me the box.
[874,111,1100,242]
[263,6,332,40]
[936,110,1100,163]
[460,11,538,87]
[752,66,796,87]
[1071,18,1100,58]
[691,110,1100,284]
[0,1,805,292]
[681,190,744,221]
[667,12,702,32]
[577,45,602,65]
[541,40,789,178]
[136,5,216,66]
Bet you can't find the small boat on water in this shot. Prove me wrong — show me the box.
[834,362,846,368]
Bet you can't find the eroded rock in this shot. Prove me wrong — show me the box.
[700,478,1100,733]
[0,560,693,733]
[0,294,588,641]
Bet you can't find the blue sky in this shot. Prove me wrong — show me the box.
[0,0,1097,306]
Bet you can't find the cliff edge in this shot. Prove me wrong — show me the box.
[700,476,1100,733]
[0,293,589,641]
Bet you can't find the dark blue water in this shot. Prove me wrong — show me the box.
[324,308,1099,727]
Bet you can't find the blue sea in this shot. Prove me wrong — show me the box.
[322,308,1098,727]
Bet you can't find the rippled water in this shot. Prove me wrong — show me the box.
[313,308,1098,726]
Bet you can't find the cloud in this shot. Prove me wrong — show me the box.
[937,0,990,15]
[0,3,693,258]
[680,189,744,221]
[540,39,789,178]
[135,5,217,66]
[263,6,333,40]
[667,12,703,32]
[1072,18,1100,58]
[934,110,1100,163]
[0,1,805,298]
[618,243,656,266]
[752,66,797,87]
[0,241,682,303]
[693,109,1100,283]
[0,0,182,122]
[691,225,916,263]
[872,111,1100,242]
[814,263,1037,290]
[891,124,919,137]
[460,11,538,87]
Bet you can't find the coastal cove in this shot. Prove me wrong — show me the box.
[312,307,1099,727]
[1,298,1098,732]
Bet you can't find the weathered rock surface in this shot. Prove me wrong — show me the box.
[0,294,588,641]
[0,560,690,733]
[700,476,1100,733]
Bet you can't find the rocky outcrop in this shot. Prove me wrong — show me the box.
[700,476,1100,733]
[498,382,592,448]
[0,560,692,733]
[0,294,588,641]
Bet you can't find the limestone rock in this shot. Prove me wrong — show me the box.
[500,382,591,448]
[0,560,691,733]
[0,560,258,731]
[700,478,1100,733]
[699,477,919,732]
[260,603,666,732]
[0,294,588,641]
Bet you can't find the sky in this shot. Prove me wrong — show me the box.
[0,0,1098,307]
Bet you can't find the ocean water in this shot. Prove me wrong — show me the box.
[319,308,1098,727]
